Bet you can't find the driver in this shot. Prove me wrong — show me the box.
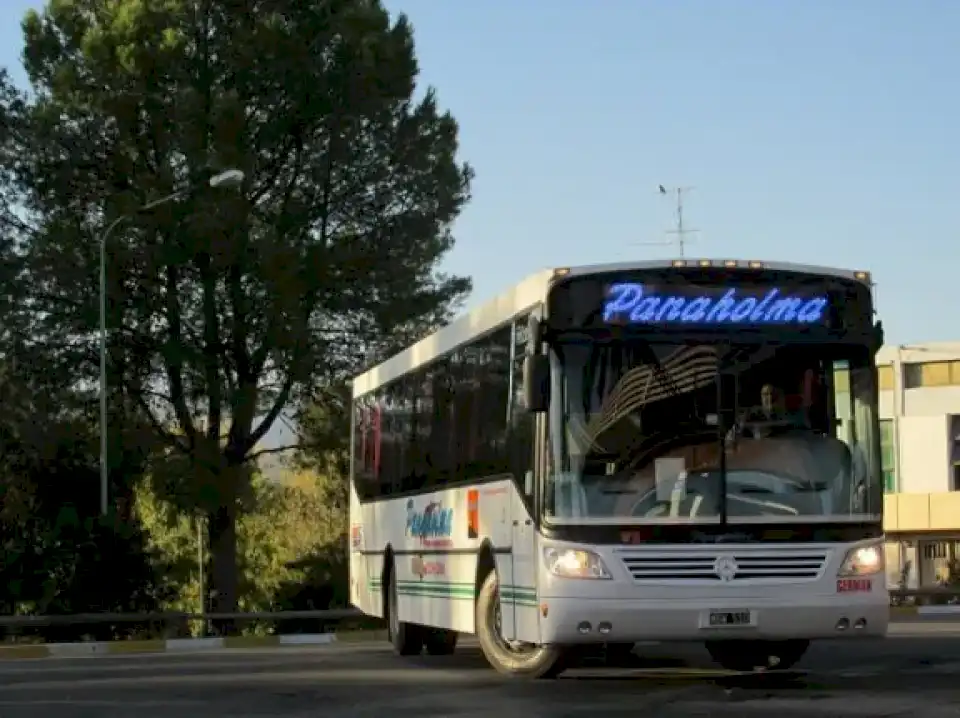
[729,383,801,441]
[757,383,786,422]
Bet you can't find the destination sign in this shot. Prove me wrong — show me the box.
[602,283,829,327]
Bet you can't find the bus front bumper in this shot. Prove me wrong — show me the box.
[536,595,889,644]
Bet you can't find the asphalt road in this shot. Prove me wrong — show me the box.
[1,624,959,718]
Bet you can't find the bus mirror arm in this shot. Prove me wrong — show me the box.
[524,354,551,413]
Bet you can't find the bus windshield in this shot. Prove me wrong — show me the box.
[543,341,883,524]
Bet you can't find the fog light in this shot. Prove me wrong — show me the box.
[577,621,592,634]
[835,617,850,631]
[854,617,867,629]
[598,622,612,635]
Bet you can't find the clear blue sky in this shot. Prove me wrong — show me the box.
[4,0,957,346]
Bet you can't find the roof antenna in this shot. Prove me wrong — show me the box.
[640,185,699,258]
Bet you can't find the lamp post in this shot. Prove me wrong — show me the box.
[99,169,245,516]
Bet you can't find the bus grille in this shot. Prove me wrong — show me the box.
[619,550,828,582]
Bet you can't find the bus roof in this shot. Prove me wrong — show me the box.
[350,259,871,398]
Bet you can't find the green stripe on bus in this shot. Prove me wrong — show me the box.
[366,579,536,603]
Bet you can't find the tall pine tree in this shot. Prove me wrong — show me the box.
[3,0,471,618]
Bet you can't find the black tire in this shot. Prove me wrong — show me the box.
[423,628,458,656]
[386,565,424,656]
[475,571,566,679]
[705,639,809,672]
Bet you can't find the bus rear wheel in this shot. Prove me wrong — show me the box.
[387,566,423,656]
[475,571,566,679]
[705,639,809,672]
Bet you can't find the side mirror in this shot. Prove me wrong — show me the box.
[523,354,550,413]
[872,321,885,353]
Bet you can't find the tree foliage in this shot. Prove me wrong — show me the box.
[136,466,345,635]
[0,364,169,642]
[2,0,472,614]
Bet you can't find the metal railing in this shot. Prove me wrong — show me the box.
[0,608,374,643]
[0,609,361,628]
[890,587,960,606]
[0,589,957,638]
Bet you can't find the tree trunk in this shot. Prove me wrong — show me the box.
[208,471,239,636]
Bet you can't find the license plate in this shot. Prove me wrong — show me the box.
[707,610,752,627]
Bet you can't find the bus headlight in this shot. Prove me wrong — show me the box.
[837,543,884,577]
[543,548,611,579]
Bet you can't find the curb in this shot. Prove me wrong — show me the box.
[915,605,960,615]
[0,630,387,661]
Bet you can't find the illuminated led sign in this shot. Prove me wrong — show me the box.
[602,283,829,326]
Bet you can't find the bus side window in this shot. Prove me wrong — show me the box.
[353,399,377,500]
[509,315,534,485]
[381,382,406,496]
[428,356,454,486]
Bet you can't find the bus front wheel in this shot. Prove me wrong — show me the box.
[705,639,809,672]
[387,567,423,656]
[475,571,566,679]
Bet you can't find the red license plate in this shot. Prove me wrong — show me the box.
[836,578,872,593]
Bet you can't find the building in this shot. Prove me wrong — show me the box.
[877,342,960,589]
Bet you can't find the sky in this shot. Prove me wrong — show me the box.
[375,0,957,346]
[4,0,955,343]
[2,1,957,452]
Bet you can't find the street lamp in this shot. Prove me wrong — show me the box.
[98,169,245,516]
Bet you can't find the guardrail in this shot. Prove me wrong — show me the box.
[890,587,960,606]
[0,608,375,643]
[0,590,957,634]
[0,609,361,627]
[891,588,960,597]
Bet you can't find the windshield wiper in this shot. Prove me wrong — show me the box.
[738,482,828,494]
[792,482,829,492]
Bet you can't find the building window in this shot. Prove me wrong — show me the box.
[877,364,895,391]
[879,419,897,493]
[903,360,960,389]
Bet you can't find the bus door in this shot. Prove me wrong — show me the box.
[505,413,545,644]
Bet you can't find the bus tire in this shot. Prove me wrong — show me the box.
[387,567,424,656]
[475,571,566,679]
[705,639,809,672]
[423,628,458,656]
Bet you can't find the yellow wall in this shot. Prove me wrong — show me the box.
[884,492,960,533]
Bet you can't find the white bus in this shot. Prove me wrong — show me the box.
[348,259,887,678]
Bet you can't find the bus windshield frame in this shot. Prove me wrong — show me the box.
[541,269,882,531]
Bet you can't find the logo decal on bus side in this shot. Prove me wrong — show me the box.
[406,499,453,548]
[412,556,446,578]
